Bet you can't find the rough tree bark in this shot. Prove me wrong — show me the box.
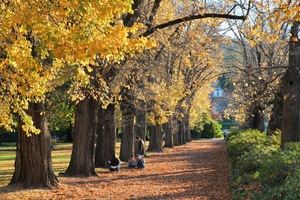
[177,120,184,145]
[10,102,58,188]
[164,119,174,148]
[184,110,191,142]
[147,124,163,152]
[95,104,117,168]
[95,107,104,168]
[120,98,135,161]
[64,97,99,176]
[135,102,147,140]
[281,22,300,147]
[181,118,186,144]
[134,103,147,155]
[173,118,179,146]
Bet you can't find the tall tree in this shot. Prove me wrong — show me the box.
[164,120,174,148]
[0,0,251,186]
[119,84,136,161]
[10,102,58,188]
[281,22,300,146]
[63,2,150,175]
[0,0,150,184]
[64,96,99,176]
[224,0,289,131]
[147,124,163,152]
[117,0,250,159]
[95,104,117,168]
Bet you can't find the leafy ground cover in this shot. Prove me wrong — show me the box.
[0,139,230,199]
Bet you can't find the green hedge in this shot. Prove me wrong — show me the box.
[227,129,300,200]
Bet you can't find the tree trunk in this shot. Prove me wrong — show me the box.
[120,101,135,161]
[95,107,104,168]
[95,104,117,168]
[252,110,265,132]
[10,102,58,188]
[177,120,184,145]
[164,119,174,148]
[134,105,147,155]
[65,97,98,176]
[281,22,300,147]
[147,124,163,152]
[173,119,179,146]
[184,111,191,142]
[268,83,283,134]
[135,101,147,141]
[135,105,147,140]
[181,118,187,144]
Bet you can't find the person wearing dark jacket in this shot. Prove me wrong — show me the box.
[135,136,145,157]
[135,136,146,169]
[108,154,121,172]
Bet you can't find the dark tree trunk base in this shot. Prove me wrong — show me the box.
[10,102,58,189]
[65,98,98,177]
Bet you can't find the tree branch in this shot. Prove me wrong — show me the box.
[123,0,143,27]
[141,12,249,37]
[147,0,162,29]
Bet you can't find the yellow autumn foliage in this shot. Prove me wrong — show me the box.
[0,0,150,134]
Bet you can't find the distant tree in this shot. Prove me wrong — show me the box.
[281,21,300,146]
[47,83,74,143]
[224,0,288,131]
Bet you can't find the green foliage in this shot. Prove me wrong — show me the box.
[47,83,75,131]
[227,129,300,200]
[190,130,201,139]
[201,119,223,138]
[227,129,280,166]
[226,127,240,140]
[192,113,222,138]
[274,166,300,200]
[258,142,300,187]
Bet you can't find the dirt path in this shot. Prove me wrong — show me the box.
[0,139,231,200]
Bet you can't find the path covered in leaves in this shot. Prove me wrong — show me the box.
[0,139,231,200]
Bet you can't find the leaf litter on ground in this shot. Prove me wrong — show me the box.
[0,139,231,200]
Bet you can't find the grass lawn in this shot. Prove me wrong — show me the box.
[0,143,73,186]
[0,142,124,186]
[0,151,15,185]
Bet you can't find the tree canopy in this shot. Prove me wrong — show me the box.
[0,0,151,134]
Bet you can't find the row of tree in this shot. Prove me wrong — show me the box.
[1,0,299,189]
[221,0,300,148]
[0,0,249,188]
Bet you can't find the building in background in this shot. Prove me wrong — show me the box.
[210,80,238,130]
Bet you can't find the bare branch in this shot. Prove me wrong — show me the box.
[141,9,250,37]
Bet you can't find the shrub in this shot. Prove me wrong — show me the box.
[226,127,240,140]
[227,129,280,167]
[258,142,300,187]
[201,118,223,138]
[227,129,300,200]
[191,113,222,139]
[190,130,201,139]
[275,166,300,200]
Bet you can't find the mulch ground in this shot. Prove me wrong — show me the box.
[0,139,231,200]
